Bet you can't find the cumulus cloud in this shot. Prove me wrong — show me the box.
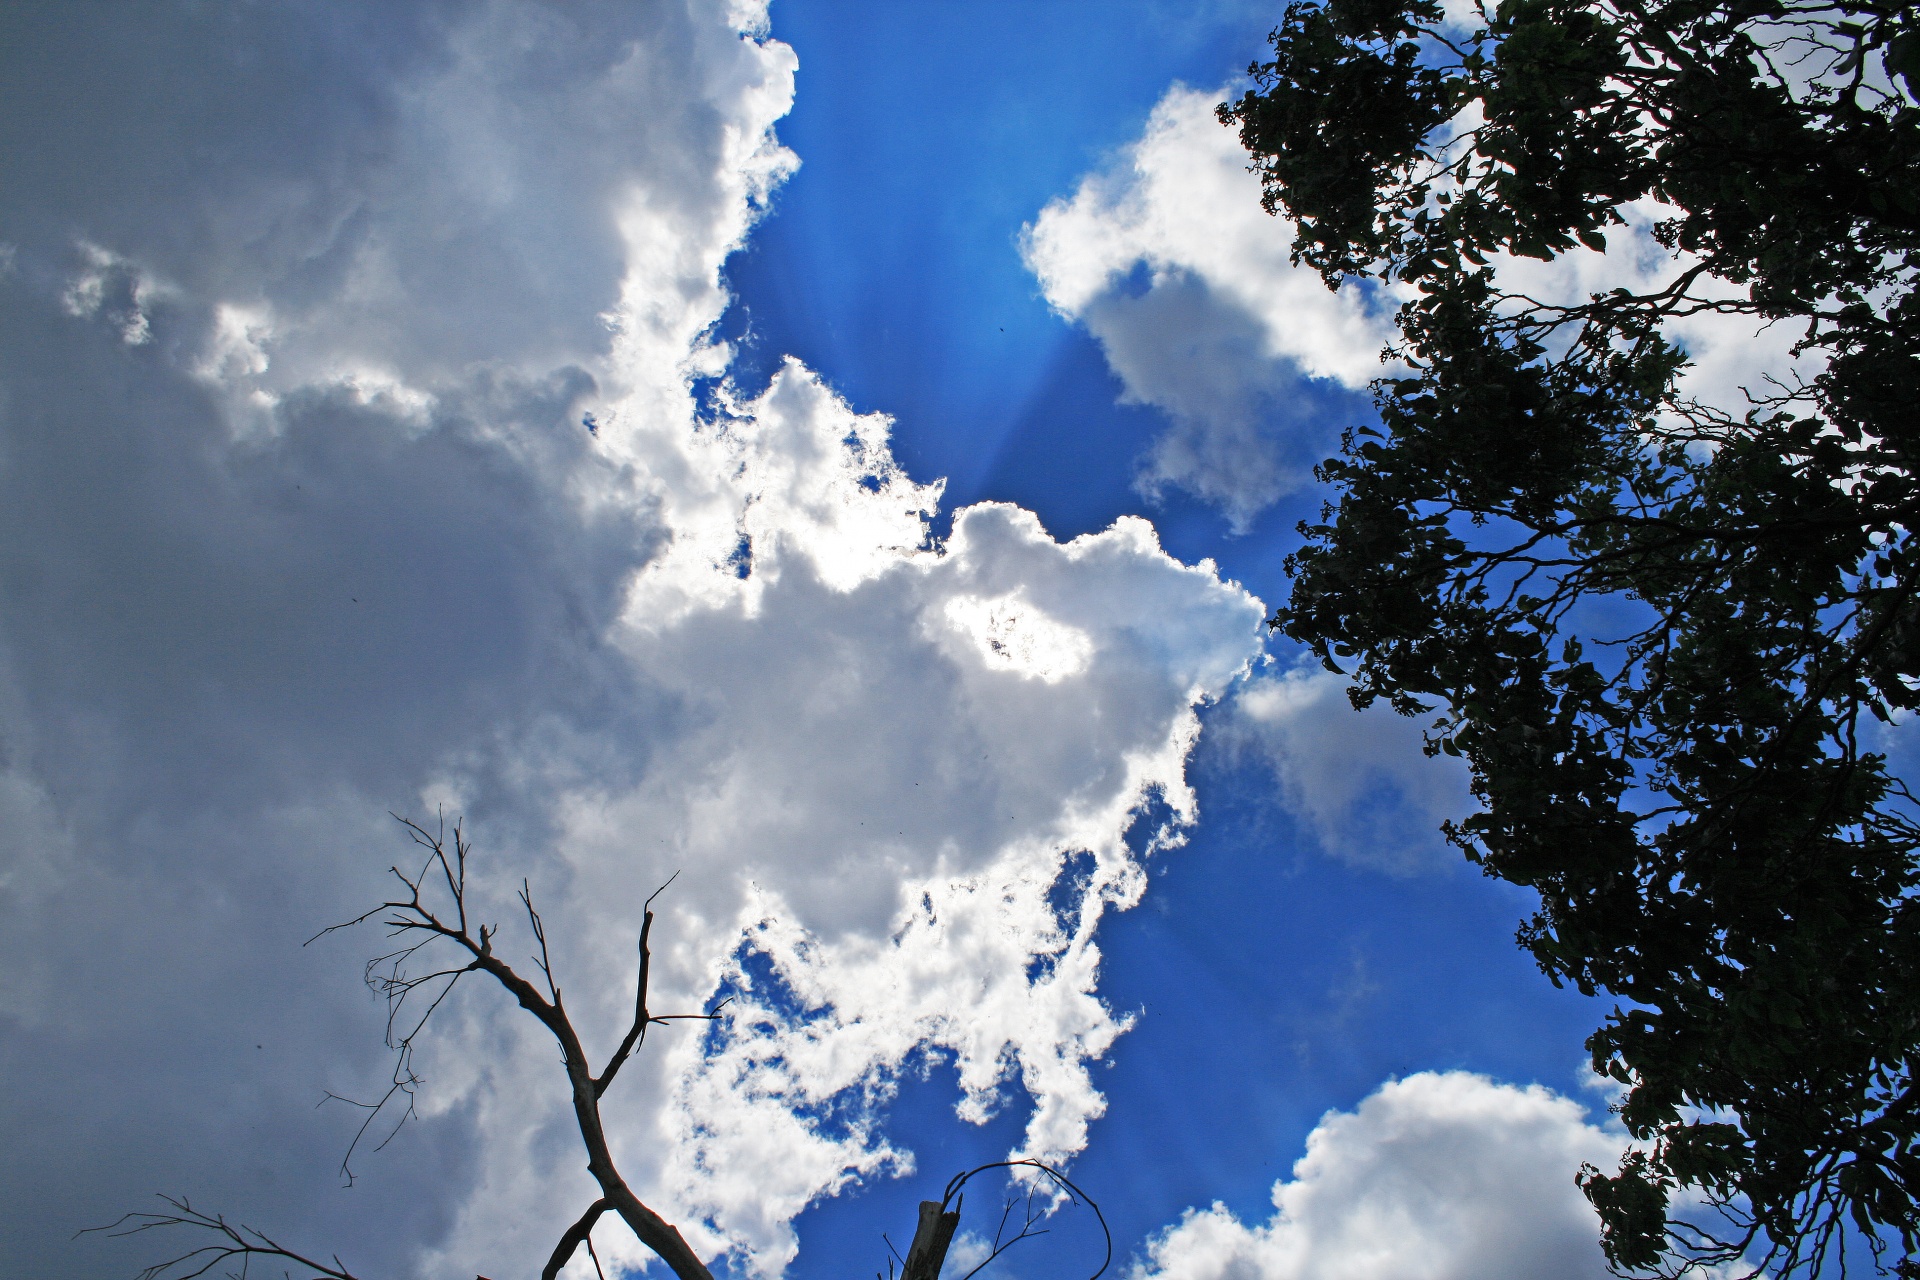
[1134,1072,1622,1280]
[1224,665,1472,874]
[0,5,1266,1280]
[1026,85,1824,527]
[1022,87,1398,528]
[526,385,1265,1270]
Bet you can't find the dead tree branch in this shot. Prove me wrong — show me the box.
[965,1160,1108,1280]
[94,818,1111,1280]
[80,1195,366,1280]
[886,1158,1112,1280]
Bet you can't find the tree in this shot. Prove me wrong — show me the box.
[90,817,1110,1280]
[1220,1,1920,1275]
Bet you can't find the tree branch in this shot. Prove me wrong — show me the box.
[81,1196,366,1280]
[541,1197,611,1280]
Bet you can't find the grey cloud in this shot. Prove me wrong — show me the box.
[0,0,739,386]
[1224,666,1472,875]
[1076,269,1332,529]
[0,3,775,1275]
[0,289,656,823]
[0,256,665,1280]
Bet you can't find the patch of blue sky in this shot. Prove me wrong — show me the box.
[733,3,1617,1276]
[723,6,1282,505]
[770,720,1605,1280]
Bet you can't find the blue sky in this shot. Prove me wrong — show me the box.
[0,4,1628,1279]
[727,6,1606,1275]
[722,1,1302,551]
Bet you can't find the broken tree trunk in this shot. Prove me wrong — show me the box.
[900,1199,961,1280]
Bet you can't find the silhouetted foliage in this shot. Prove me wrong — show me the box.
[1223,0,1920,1274]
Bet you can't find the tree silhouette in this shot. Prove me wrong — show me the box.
[1224,0,1920,1273]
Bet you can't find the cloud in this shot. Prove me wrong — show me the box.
[0,6,1266,1280]
[521,375,1265,1272]
[1133,1072,1622,1280]
[1022,86,1399,528]
[1224,665,1472,874]
[1026,85,1824,529]
[1482,194,1826,417]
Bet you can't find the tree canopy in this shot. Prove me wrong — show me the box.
[1222,0,1920,1274]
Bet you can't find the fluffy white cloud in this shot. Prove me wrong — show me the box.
[1225,665,1472,874]
[0,6,1266,1280]
[1134,1072,1622,1280]
[1027,85,1824,527]
[494,375,1265,1274]
[1023,86,1399,527]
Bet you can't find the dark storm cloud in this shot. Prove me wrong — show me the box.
[0,4,756,1273]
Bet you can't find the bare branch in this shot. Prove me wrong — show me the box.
[208,814,1122,1280]
[80,1196,366,1280]
[598,876,730,1099]
[520,879,559,1004]
[541,1198,611,1280]
[106,817,723,1280]
[873,1160,1111,1280]
[596,888,661,1099]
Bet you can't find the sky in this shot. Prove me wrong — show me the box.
[0,3,1650,1278]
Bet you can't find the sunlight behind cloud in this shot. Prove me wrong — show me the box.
[943,591,1095,682]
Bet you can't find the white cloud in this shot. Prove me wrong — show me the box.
[618,359,946,628]
[1485,196,1825,418]
[1023,89,1391,389]
[533,401,1263,1271]
[1134,1072,1622,1280]
[1027,85,1824,527]
[60,240,169,345]
[1225,665,1471,874]
[0,6,1267,1280]
[1022,86,1399,528]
